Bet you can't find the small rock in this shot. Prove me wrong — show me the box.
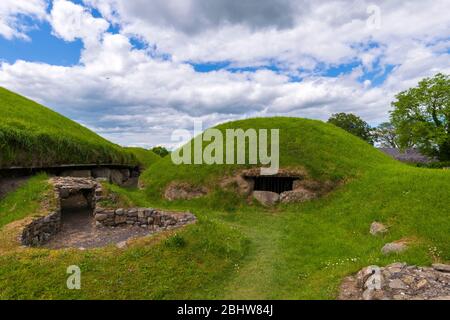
[386,262,406,273]
[432,264,450,273]
[138,209,146,219]
[370,222,388,235]
[252,191,279,206]
[402,275,415,285]
[114,215,127,224]
[382,242,408,255]
[416,279,428,289]
[389,279,408,290]
[95,213,108,221]
[116,241,127,249]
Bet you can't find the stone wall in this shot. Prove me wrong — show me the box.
[94,207,196,231]
[339,263,450,300]
[21,211,61,246]
[62,167,139,187]
[21,177,101,247]
[20,177,196,247]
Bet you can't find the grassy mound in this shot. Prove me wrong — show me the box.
[125,147,161,169]
[0,116,448,299]
[0,87,137,168]
[141,117,394,202]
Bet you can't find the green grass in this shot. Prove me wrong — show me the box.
[0,219,249,299]
[0,117,449,299]
[0,174,51,229]
[125,147,161,169]
[0,87,137,168]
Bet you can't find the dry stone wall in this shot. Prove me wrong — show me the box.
[21,177,196,247]
[94,207,196,231]
[21,211,61,246]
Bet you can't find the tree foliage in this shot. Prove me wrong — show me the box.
[390,73,450,160]
[327,113,373,144]
[151,146,170,158]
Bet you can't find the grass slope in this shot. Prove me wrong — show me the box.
[141,117,393,205]
[0,174,51,229]
[0,87,136,168]
[125,147,161,169]
[0,117,448,299]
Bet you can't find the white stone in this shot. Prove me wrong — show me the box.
[252,191,279,206]
[370,222,388,235]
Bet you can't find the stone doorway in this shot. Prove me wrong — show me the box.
[57,190,96,245]
[252,176,298,194]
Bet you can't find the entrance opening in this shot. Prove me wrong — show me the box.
[251,176,297,194]
[60,190,95,233]
[46,187,154,249]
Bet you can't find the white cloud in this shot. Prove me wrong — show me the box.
[89,0,450,69]
[0,0,47,40]
[0,0,449,147]
[50,0,109,47]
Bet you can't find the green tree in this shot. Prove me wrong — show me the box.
[151,146,170,158]
[327,113,373,144]
[390,73,450,160]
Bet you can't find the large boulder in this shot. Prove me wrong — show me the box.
[433,264,450,273]
[110,169,125,185]
[61,170,91,178]
[220,175,254,196]
[253,191,279,206]
[92,168,111,180]
[279,187,316,203]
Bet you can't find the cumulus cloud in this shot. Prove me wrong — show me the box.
[50,0,109,47]
[0,0,449,147]
[0,0,47,40]
[86,0,301,34]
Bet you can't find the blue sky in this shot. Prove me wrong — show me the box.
[0,0,449,147]
[0,20,82,66]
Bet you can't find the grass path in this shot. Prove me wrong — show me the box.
[222,218,282,299]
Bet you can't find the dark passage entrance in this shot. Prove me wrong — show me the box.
[60,190,95,232]
[252,176,297,194]
[46,188,153,249]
